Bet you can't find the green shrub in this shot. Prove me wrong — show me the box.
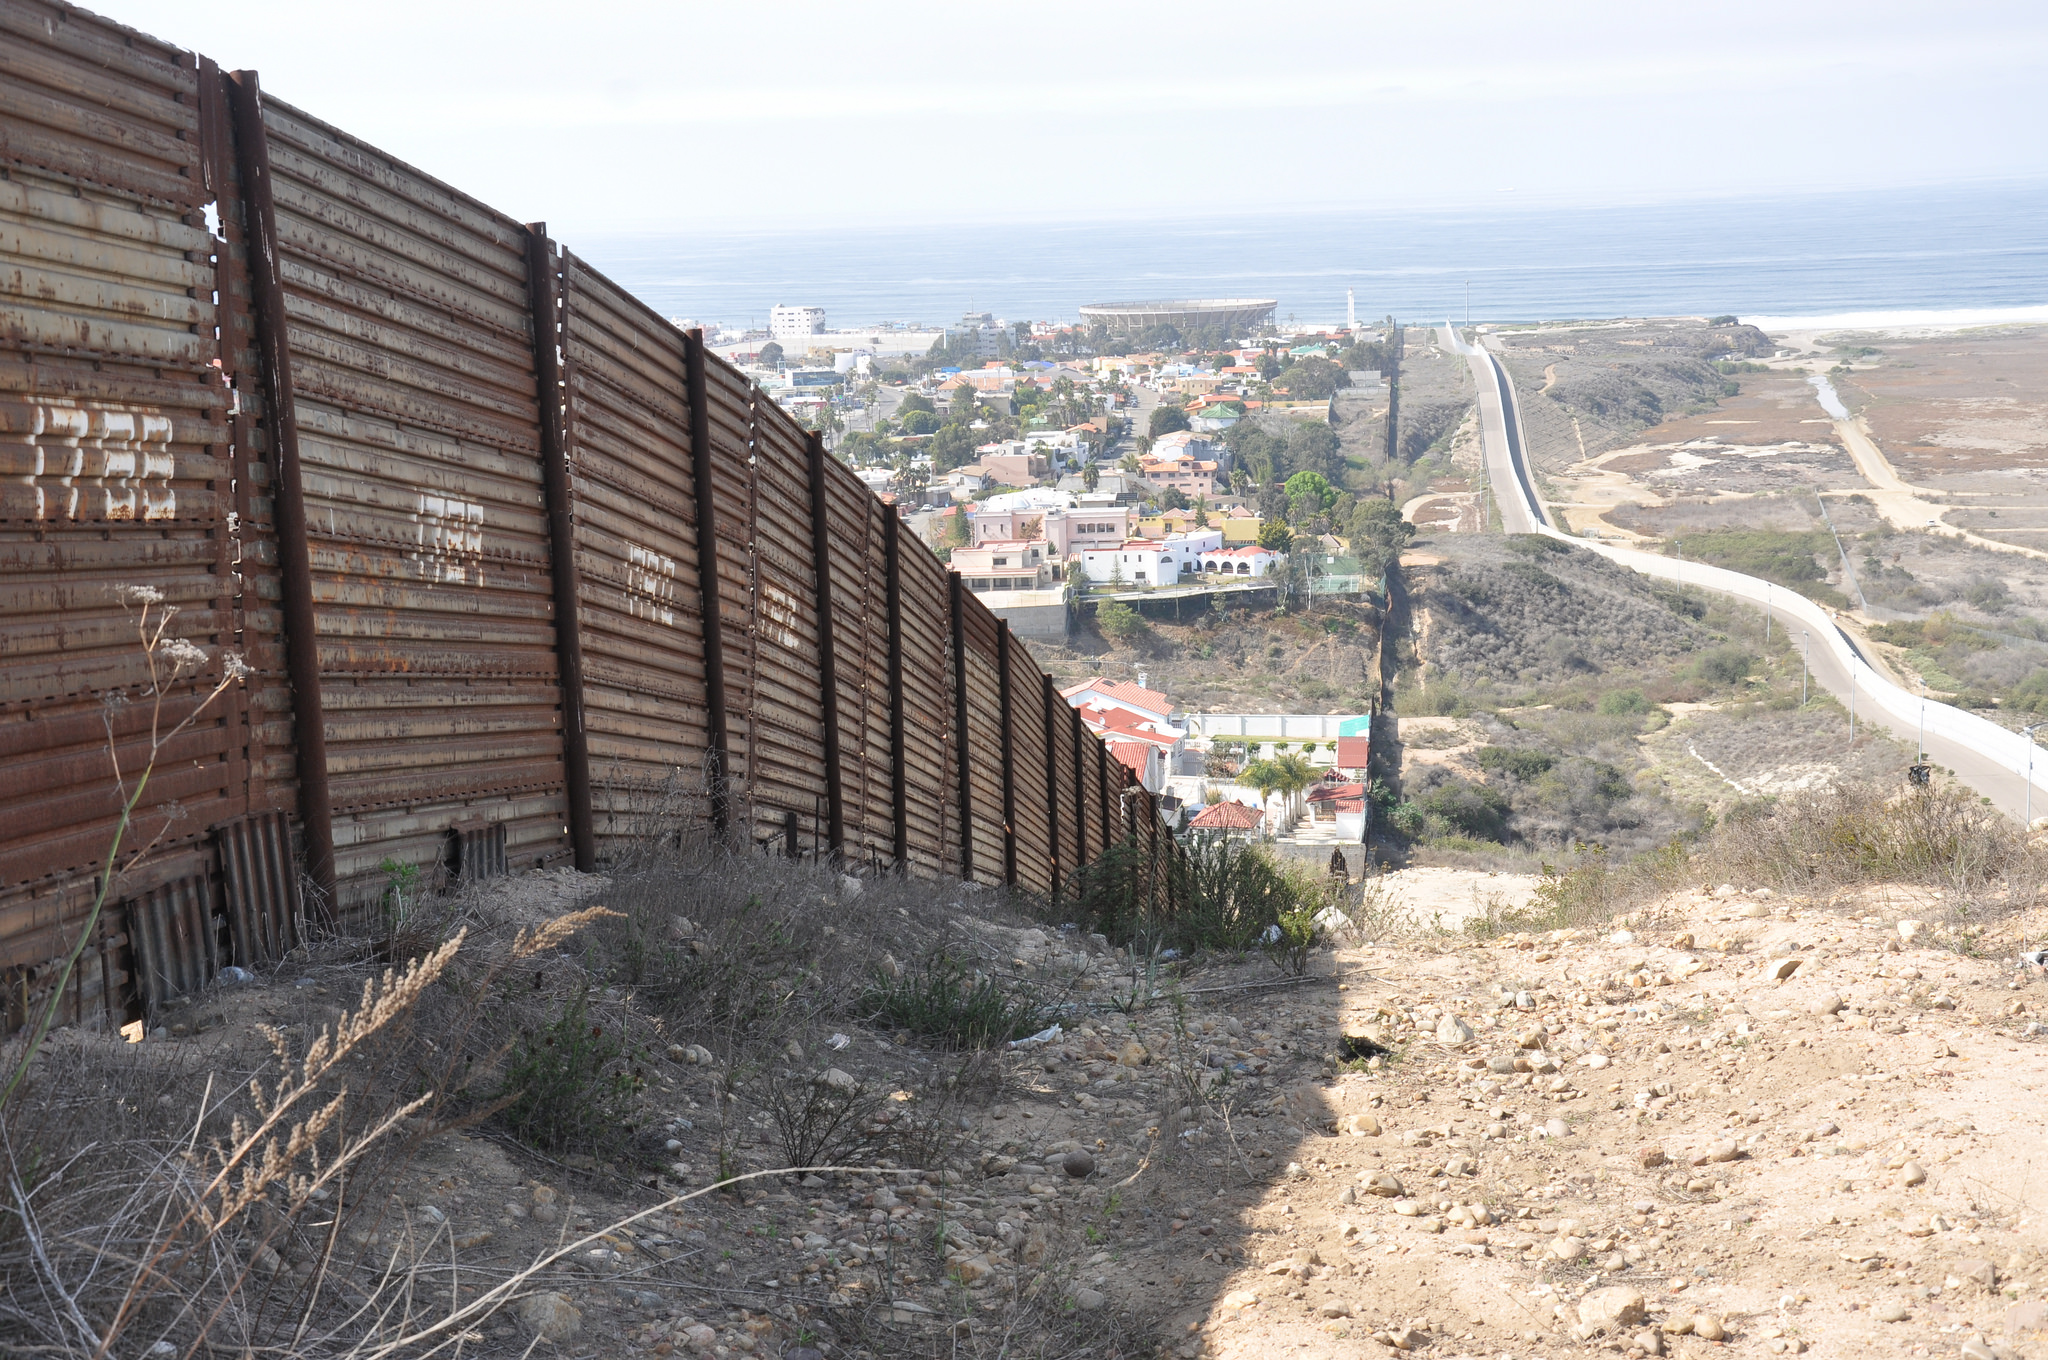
[1665,530,1848,606]
[1691,646,1756,686]
[497,986,646,1155]
[1415,778,1511,842]
[862,954,1048,1049]
[1400,681,1467,717]
[1173,837,1325,955]
[1598,688,1650,716]
[1964,577,2010,614]
[1475,746,1554,781]
[2006,669,2048,713]
[1504,534,1571,558]
[1066,835,1324,960]
[1097,600,1146,640]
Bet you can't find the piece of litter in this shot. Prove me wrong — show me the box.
[826,1033,851,1050]
[1008,1024,1063,1049]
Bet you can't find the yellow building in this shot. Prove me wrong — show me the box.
[1136,509,1262,546]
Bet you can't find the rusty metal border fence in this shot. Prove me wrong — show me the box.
[0,0,1180,1037]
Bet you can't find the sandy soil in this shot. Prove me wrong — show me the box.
[1139,884,2048,1360]
[102,864,2048,1360]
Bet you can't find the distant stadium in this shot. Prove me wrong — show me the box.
[1078,298,1278,335]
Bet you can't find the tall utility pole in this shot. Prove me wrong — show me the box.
[2025,725,2041,830]
[1801,631,1810,705]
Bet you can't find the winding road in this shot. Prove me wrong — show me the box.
[1441,324,2048,822]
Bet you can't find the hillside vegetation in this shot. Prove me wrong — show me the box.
[1389,532,1908,867]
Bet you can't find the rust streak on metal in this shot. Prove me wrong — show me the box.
[525,224,594,871]
[226,69,334,914]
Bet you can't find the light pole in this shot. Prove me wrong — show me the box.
[2025,724,2042,831]
[1765,583,1773,642]
[1848,664,1856,745]
[1800,630,1810,706]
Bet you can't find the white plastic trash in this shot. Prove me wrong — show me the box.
[1008,1024,1063,1050]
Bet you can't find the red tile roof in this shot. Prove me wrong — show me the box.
[1104,739,1152,777]
[1188,801,1264,830]
[1078,703,1178,747]
[1061,677,1175,715]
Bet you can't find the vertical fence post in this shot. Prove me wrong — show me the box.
[949,573,974,881]
[883,514,909,870]
[997,622,1017,887]
[1097,735,1112,848]
[1040,674,1062,894]
[684,331,732,843]
[1070,704,1089,864]
[805,433,845,857]
[524,226,595,871]
[1144,786,1160,913]
[225,71,334,916]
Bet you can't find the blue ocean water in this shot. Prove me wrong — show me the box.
[577,179,2048,331]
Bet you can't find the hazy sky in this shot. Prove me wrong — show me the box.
[103,0,2048,237]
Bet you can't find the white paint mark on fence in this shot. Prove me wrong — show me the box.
[24,403,176,520]
[413,493,485,584]
[628,543,677,626]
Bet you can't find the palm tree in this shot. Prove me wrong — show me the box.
[1241,758,1282,833]
[1272,752,1316,826]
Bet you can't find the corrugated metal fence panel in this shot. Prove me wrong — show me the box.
[129,868,220,1013]
[699,359,760,831]
[895,538,953,877]
[0,1,204,213]
[745,401,827,851]
[0,10,256,1016]
[1048,692,1080,884]
[559,252,710,850]
[217,808,299,966]
[821,459,891,869]
[1111,748,1134,845]
[957,597,1007,883]
[1005,633,1053,895]
[260,97,567,910]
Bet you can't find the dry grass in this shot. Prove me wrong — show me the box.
[0,837,1154,1358]
[1457,775,2045,953]
[1713,777,2045,950]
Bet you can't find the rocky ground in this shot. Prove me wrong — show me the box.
[110,865,2048,1360]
